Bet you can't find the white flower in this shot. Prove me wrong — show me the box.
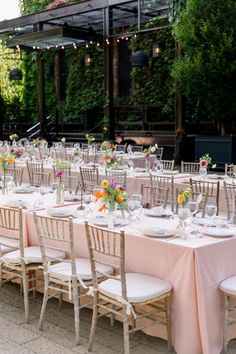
[154,143,158,149]
[61,137,66,143]
[150,146,156,153]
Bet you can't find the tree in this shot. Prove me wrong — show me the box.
[172,0,236,134]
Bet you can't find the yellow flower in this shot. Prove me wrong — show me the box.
[117,189,123,195]
[177,194,184,204]
[103,127,108,132]
[116,195,124,204]
[0,157,3,164]
[101,179,109,188]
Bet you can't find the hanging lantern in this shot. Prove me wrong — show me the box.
[85,54,93,66]
[153,43,161,57]
[131,50,148,68]
[9,68,23,81]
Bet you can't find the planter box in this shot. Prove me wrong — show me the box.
[195,135,236,169]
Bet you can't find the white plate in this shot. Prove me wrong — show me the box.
[145,208,173,218]
[14,187,35,194]
[140,226,177,238]
[5,200,26,208]
[194,217,227,227]
[135,168,146,172]
[200,227,235,238]
[89,215,121,227]
[162,170,179,175]
[134,172,150,178]
[46,208,73,218]
[64,195,81,202]
[207,174,224,180]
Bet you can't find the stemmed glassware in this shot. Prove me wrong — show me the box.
[83,191,93,218]
[205,203,217,226]
[128,194,142,221]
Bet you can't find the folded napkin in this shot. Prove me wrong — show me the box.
[46,208,74,218]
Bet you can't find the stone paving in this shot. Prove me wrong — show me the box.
[0,283,236,354]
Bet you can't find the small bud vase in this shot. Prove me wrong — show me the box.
[56,181,64,204]
[2,172,8,195]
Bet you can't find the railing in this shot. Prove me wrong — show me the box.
[26,114,55,139]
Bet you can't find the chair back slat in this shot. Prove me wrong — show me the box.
[150,174,175,211]
[85,222,127,299]
[190,179,220,215]
[159,160,174,171]
[141,184,169,209]
[79,167,99,192]
[181,161,200,173]
[105,170,127,189]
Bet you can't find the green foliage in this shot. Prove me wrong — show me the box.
[64,47,104,122]
[172,0,236,126]
[0,44,24,121]
[129,26,175,122]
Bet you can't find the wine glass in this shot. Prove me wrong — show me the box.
[128,194,142,220]
[188,201,198,217]
[126,159,134,170]
[154,161,163,173]
[83,191,93,217]
[205,203,217,226]
[127,145,132,155]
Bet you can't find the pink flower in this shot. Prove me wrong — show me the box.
[200,159,208,167]
[56,170,63,178]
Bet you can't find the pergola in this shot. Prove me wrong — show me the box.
[0,0,180,139]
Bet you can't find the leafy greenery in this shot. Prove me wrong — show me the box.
[172,0,236,131]
[129,25,175,122]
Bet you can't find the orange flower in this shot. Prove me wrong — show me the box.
[93,191,101,202]
[116,195,124,204]
[7,156,15,164]
[98,204,106,212]
[103,127,108,132]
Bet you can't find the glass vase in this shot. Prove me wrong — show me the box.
[177,206,190,236]
[145,159,151,173]
[108,204,116,229]
[56,181,64,204]
[2,172,8,195]
[199,166,207,177]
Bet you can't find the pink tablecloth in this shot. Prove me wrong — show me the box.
[25,207,236,354]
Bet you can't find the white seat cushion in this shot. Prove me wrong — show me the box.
[0,236,19,255]
[1,246,66,265]
[220,276,236,295]
[99,273,172,303]
[49,258,113,282]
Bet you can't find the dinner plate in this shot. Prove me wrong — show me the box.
[145,208,173,218]
[194,217,227,227]
[162,170,179,175]
[135,168,146,172]
[200,227,235,238]
[64,195,81,202]
[46,208,74,218]
[140,226,177,238]
[14,186,35,194]
[134,172,150,178]
[89,215,121,227]
[5,200,26,208]
[207,174,224,180]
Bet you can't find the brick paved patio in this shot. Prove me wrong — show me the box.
[0,283,235,353]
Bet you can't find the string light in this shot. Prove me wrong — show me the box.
[47,46,50,50]
[56,45,58,49]
[90,40,93,44]
[37,46,40,49]
[117,39,120,43]
[33,46,36,50]
[126,37,129,40]
[61,45,64,50]
[86,43,89,48]
[73,43,77,49]
[97,42,100,47]
[134,34,137,38]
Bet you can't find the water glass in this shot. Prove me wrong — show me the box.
[188,201,198,217]
[205,203,217,219]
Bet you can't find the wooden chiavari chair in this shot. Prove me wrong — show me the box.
[79,166,99,192]
[190,178,220,215]
[105,170,127,189]
[150,174,175,211]
[181,161,200,174]
[141,184,169,209]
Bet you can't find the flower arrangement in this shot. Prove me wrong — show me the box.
[199,153,212,167]
[0,154,15,170]
[100,141,116,151]
[46,0,69,10]
[101,151,121,168]
[32,138,47,147]
[177,188,192,207]
[54,160,71,174]
[9,134,19,141]
[85,134,95,145]
[95,179,128,212]
[61,137,66,146]
[143,144,158,158]
[10,146,25,158]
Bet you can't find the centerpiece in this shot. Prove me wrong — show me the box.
[101,151,121,169]
[0,154,15,194]
[9,134,19,146]
[95,179,128,228]
[54,160,71,204]
[10,146,25,159]
[199,153,212,176]
[143,144,158,172]
[177,187,192,234]
[100,141,116,152]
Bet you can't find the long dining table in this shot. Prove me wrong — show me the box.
[1,163,236,353]
[19,200,236,354]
